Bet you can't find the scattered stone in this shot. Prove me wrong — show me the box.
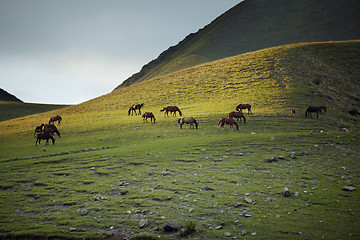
[278,155,285,160]
[266,156,278,163]
[69,227,77,232]
[163,221,180,232]
[224,232,232,237]
[81,210,89,216]
[283,188,291,197]
[241,211,252,218]
[215,226,223,230]
[289,152,296,159]
[139,219,148,228]
[342,186,356,192]
[120,190,128,195]
[234,203,244,208]
[202,185,215,191]
[241,230,247,236]
[245,197,253,204]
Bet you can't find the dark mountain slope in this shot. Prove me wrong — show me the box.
[115,0,360,90]
[0,88,23,102]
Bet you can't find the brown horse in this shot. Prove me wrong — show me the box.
[228,111,246,123]
[160,106,182,117]
[36,132,55,146]
[290,109,296,118]
[217,118,239,130]
[34,123,45,133]
[128,103,144,116]
[43,124,61,137]
[178,117,198,129]
[236,104,252,114]
[49,115,62,125]
[142,112,156,123]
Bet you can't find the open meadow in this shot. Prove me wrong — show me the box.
[0,41,359,239]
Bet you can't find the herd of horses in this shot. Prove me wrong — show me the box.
[34,115,62,146]
[33,103,328,146]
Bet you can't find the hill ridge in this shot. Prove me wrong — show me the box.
[115,0,360,90]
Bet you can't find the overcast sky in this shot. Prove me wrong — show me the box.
[0,1,240,104]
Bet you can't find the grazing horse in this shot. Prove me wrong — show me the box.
[160,106,182,117]
[34,123,45,133]
[290,109,296,118]
[128,103,144,116]
[305,106,323,119]
[178,117,198,129]
[228,111,246,123]
[49,115,62,125]
[236,104,252,114]
[142,112,156,123]
[217,118,239,130]
[43,124,61,137]
[36,132,55,146]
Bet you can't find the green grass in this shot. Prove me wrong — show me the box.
[0,41,359,239]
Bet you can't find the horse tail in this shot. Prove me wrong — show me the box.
[305,109,308,118]
[178,118,181,124]
[128,107,131,115]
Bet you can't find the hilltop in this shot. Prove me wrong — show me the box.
[115,0,360,89]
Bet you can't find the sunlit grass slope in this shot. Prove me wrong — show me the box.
[0,41,359,239]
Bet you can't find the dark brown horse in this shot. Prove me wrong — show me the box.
[142,112,156,123]
[160,106,182,117]
[34,123,45,133]
[178,117,198,129]
[305,106,325,119]
[49,115,62,125]
[228,111,246,123]
[128,103,144,116]
[217,118,239,130]
[43,124,61,137]
[36,132,55,146]
[236,104,252,114]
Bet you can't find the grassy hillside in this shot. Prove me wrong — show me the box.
[116,0,360,89]
[0,41,359,239]
[0,101,69,122]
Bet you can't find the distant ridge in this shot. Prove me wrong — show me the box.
[115,0,360,90]
[0,88,23,102]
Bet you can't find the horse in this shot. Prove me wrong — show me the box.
[34,123,45,133]
[49,115,62,125]
[236,104,252,114]
[305,106,323,119]
[128,103,144,116]
[160,106,182,117]
[178,117,198,129]
[217,118,239,130]
[43,124,61,137]
[142,112,156,123]
[36,132,55,146]
[290,109,296,118]
[228,111,246,123]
